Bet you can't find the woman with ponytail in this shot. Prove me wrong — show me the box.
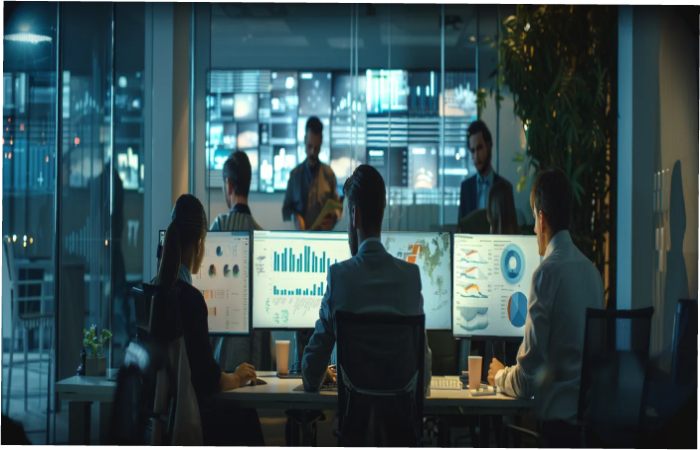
[158,194,263,445]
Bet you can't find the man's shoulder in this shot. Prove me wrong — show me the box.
[461,174,477,188]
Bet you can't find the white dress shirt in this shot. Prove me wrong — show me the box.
[495,230,604,423]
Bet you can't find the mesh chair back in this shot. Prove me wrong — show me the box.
[578,307,654,445]
[671,299,697,385]
[335,311,425,447]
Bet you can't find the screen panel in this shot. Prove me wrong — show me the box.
[452,234,540,338]
[252,231,351,329]
[191,232,251,335]
[381,231,452,330]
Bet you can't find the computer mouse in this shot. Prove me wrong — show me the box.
[249,378,267,386]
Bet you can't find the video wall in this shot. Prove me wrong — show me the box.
[206,69,477,197]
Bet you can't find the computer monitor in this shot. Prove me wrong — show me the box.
[252,231,351,329]
[381,232,452,330]
[452,234,540,338]
[191,232,251,335]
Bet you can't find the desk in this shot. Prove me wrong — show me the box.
[55,372,530,445]
[222,373,530,415]
[55,370,118,444]
[223,373,531,446]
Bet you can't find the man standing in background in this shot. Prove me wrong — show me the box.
[282,116,341,230]
[458,120,514,222]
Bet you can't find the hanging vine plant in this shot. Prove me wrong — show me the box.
[499,5,616,285]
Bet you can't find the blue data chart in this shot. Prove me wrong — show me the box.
[272,282,326,297]
[500,244,526,284]
[507,292,527,328]
[453,234,540,338]
[253,231,351,328]
[273,246,338,274]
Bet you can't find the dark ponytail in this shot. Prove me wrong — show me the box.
[156,194,208,289]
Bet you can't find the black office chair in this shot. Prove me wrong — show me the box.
[671,299,697,385]
[577,306,654,447]
[335,311,425,447]
[109,341,165,444]
[123,284,203,445]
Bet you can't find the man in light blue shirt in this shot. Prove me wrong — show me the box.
[487,169,604,447]
[301,164,431,392]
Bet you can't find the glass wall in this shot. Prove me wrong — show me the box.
[2,3,146,443]
[198,4,485,231]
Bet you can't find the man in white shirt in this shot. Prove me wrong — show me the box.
[301,164,431,392]
[487,168,604,447]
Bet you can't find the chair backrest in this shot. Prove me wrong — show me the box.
[578,307,654,444]
[130,282,202,445]
[335,311,425,447]
[109,341,164,444]
[671,299,697,385]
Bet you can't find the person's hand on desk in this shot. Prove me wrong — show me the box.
[220,362,257,390]
[324,365,337,384]
[487,358,505,386]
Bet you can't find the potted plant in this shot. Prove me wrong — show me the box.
[82,324,112,376]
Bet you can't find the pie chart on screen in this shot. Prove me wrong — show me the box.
[508,292,527,327]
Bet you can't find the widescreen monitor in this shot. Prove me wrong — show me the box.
[381,232,452,330]
[252,231,351,329]
[452,234,540,338]
[191,232,251,335]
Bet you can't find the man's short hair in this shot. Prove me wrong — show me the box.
[305,116,323,136]
[531,168,571,234]
[467,120,493,150]
[343,164,386,232]
[222,151,252,197]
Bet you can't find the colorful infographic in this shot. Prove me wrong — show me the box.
[452,234,540,337]
[382,232,452,330]
[191,232,250,334]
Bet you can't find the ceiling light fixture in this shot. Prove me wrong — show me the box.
[4,32,52,44]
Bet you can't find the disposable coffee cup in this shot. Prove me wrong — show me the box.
[468,356,483,390]
[276,340,290,375]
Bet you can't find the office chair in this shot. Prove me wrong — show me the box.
[335,311,425,447]
[578,306,654,447]
[130,284,203,445]
[109,340,165,444]
[671,299,697,385]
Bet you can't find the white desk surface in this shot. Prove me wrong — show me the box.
[221,373,531,415]
[56,369,119,403]
[55,371,531,415]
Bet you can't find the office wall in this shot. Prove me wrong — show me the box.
[654,8,698,355]
[618,7,698,357]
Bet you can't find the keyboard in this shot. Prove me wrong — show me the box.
[430,377,463,390]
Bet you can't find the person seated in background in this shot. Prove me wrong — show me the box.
[301,164,431,392]
[487,169,604,447]
[486,178,519,234]
[157,194,263,445]
[458,120,514,221]
[209,151,270,374]
[282,116,341,231]
[210,151,262,232]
